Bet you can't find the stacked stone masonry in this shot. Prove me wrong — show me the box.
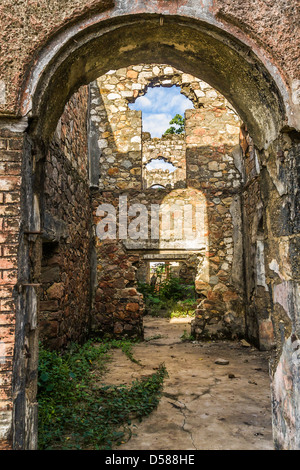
[88,64,246,341]
[39,85,92,349]
[142,133,186,189]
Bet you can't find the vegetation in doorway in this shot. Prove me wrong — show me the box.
[37,339,168,450]
[138,274,197,318]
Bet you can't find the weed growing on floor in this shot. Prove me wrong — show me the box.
[37,339,168,450]
[180,329,196,342]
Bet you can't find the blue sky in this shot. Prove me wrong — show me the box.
[145,158,177,173]
[129,85,194,138]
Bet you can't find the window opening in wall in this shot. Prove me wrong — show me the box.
[28,62,277,451]
[132,86,192,189]
[146,157,177,173]
[150,184,166,189]
[129,85,193,137]
[138,259,197,321]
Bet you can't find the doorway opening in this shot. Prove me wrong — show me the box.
[30,63,275,450]
[10,9,290,448]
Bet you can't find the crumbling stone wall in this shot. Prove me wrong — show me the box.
[39,86,92,349]
[239,126,275,351]
[184,105,245,340]
[89,64,244,341]
[142,134,186,189]
[259,131,300,449]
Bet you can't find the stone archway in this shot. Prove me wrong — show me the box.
[25,14,285,147]
[0,3,299,451]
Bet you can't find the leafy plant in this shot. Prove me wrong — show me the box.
[163,114,185,135]
[37,340,168,450]
[137,280,156,299]
[180,329,195,342]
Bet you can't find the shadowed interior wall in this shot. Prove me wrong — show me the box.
[39,86,92,349]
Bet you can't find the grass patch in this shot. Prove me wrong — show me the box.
[38,339,167,450]
[169,299,197,319]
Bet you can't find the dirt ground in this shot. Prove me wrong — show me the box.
[102,315,274,451]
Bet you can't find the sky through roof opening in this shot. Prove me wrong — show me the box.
[129,85,194,138]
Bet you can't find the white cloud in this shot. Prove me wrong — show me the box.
[169,94,193,115]
[142,113,173,137]
[146,158,176,173]
[135,95,152,109]
[129,85,194,137]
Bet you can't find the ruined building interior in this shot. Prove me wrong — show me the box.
[40,64,268,349]
[0,1,299,452]
[31,64,279,448]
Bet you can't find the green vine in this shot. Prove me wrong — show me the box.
[37,340,167,450]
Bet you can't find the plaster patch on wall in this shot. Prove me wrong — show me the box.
[273,281,291,318]
[231,145,244,180]
[254,149,261,174]
[269,259,283,279]
[292,282,300,336]
[0,343,7,363]
[229,195,244,292]
[33,195,41,233]
[256,240,268,290]
[0,411,12,440]
[0,81,6,105]
[0,117,28,133]
[291,80,300,105]
[28,286,38,330]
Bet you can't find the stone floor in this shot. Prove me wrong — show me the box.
[102,315,274,450]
